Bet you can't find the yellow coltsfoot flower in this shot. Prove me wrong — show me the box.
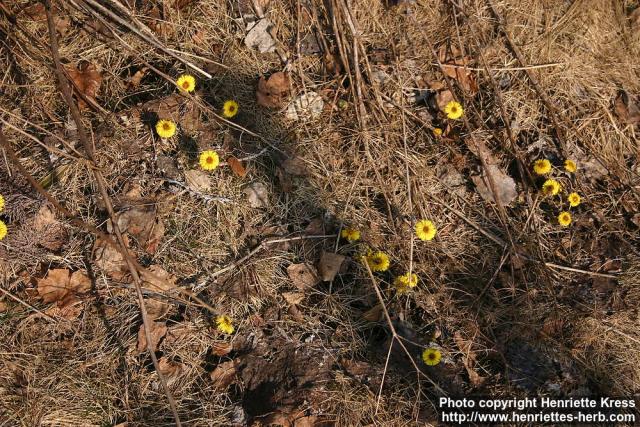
[567,192,581,207]
[394,272,418,294]
[564,159,577,173]
[222,100,239,118]
[176,74,196,92]
[156,119,177,138]
[199,150,220,171]
[0,220,7,241]
[533,159,552,175]
[415,219,437,241]
[542,179,561,196]
[558,211,572,227]
[340,228,361,243]
[216,315,235,334]
[444,101,463,120]
[422,348,442,366]
[0,194,5,213]
[365,251,390,272]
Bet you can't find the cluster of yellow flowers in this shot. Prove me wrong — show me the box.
[533,158,581,227]
[0,194,7,241]
[344,218,437,295]
[155,74,240,173]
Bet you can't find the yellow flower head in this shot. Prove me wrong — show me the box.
[533,159,552,175]
[558,211,572,227]
[0,220,7,241]
[199,150,220,171]
[564,159,577,173]
[0,194,4,213]
[567,192,581,207]
[541,179,561,196]
[444,101,463,120]
[415,219,437,241]
[176,74,196,92]
[156,119,176,138]
[216,315,235,334]
[366,251,390,272]
[222,100,239,118]
[433,127,443,136]
[394,272,418,294]
[422,348,442,366]
[340,228,361,243]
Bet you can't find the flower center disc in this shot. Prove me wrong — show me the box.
[182,82,190,89]
[206,157,214,164]
[163,124,170,130]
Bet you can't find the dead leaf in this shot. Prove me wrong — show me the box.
[362,304,383,322]
[145,298,170,320]
[244,182,269,208]
[32,205,67,251]
[285,92,324,121]
[111,204,165,254]
[210,360,238,389]
[601,259,622,273]
[136,321,168,352]
[454,331,486,387]
[294,416,319,427]
[157,357,184,386]
[281,156,308,176]
[37,269,71,304]
[276,167,294,193]
[146,6,170,36]
[438,46,478,95]
[282,291,305,305]
[245,19,276,53]
[0,300,6,313]
[37,269,91,309]
[436,90,454,111]
[227,156,248,177]
[140,265,177,293]
[128,67,148,89]
[323,51,342,76]
[287,263,319,290]
[211,341,233,356]
[66,62,103,110]
[93,237,128,280]
[471,164,517,205]
[184,169,212,192]
[614,91,640,125]
[19,3,69,34]
[442,62,477,95]
[256,72,290,108]
[317,251,345,281]
[469,139,517,205]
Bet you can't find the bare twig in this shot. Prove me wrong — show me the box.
[0,285,57,322]
[362,261,446,396]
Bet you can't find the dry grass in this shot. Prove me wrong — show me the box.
[1,0,640,425]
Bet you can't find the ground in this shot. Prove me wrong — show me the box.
[1,0,640,426]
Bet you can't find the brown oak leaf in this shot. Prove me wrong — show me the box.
[256,72,290,108]
[66,62,103,110]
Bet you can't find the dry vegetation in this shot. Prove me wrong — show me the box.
[1,0,640,425]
